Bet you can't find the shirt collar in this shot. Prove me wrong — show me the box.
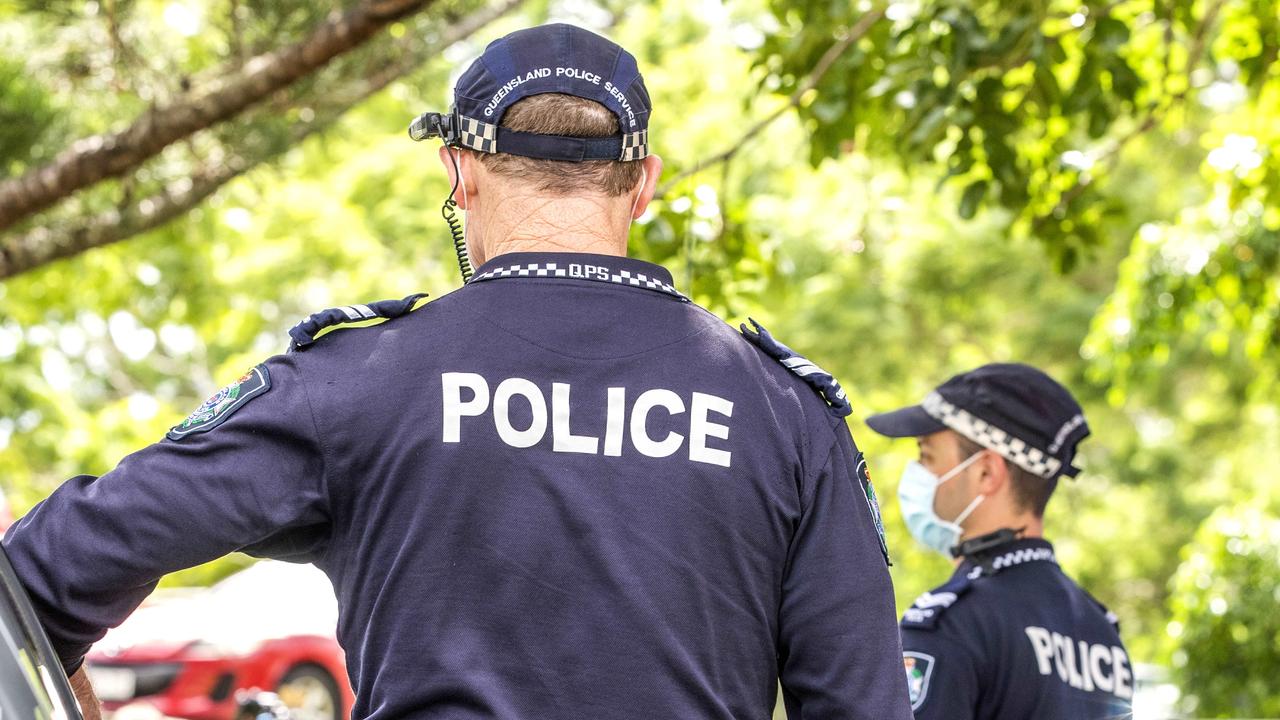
[959,537,1058,579]
[467,252,687,302]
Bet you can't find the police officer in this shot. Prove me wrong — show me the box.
[865,364,1133,719]
[4,24,912,720]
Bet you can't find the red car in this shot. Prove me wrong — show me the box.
[86,561,353,720]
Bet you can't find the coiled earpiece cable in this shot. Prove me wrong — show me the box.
[436,116,473,283]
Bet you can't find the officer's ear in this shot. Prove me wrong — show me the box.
[975,450,1010,497]
[630,154,664,219]
[437,146,480,210]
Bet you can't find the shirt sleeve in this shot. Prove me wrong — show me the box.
[900,626,980,720]
[777,423,913,719]
[1,354,330,675]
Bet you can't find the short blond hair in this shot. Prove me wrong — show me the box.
[476,93,645,197]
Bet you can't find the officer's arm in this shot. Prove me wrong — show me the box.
[900,628,980,719]
[776,425,913,719]
[69,666,102,720]
[1,354,329,676]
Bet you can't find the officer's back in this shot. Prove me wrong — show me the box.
[311,257,892,718]
[900,537,1132,719]
[866,364,1133,719]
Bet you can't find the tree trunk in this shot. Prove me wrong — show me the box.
[0,0,434,235]
[0,0,526,279]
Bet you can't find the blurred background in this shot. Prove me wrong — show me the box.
[0,0,1277,718]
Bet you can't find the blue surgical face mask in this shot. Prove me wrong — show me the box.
[898,452,986,556]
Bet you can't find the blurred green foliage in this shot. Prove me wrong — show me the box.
[1,0,1278,712]
[1167,509,1280,717]
[749,0,1279,269]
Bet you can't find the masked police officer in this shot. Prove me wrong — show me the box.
[865,364,1133,719]
[4,23,912,720]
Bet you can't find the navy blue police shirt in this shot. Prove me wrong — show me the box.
[4,252,912,720]
[900,537,1133,720]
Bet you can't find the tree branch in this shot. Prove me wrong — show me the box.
[0,0,525,280]
[0,0,436,234]
[656,7,886,198]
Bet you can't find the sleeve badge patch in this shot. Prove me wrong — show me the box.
[167,364,272,441]
[857,454,891,566]
[904,651,936,710]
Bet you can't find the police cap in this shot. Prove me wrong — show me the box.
[865,363,1090,481]
[409,23,651,162]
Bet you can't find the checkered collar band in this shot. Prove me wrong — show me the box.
[921,392,1063,480]
[961,537,1059,579]
[467,253,688,302]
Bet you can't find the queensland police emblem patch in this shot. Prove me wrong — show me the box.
[904,651,935,710]
[857,454,890,565]
[167,364,272,441]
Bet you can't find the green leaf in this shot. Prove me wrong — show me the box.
[958,179,988,219]
[1107,59,1142,103]
[1092,16,1131,51]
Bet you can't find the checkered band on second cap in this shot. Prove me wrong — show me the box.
[468,262,687,301]
[457,115,498,154]
[620,130,649,161]
[921,392,1063,479]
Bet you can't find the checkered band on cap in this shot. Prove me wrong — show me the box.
[620,130,649,161]
[457,115,498,153]
[469,262,687,301]
[921,392,1063,479]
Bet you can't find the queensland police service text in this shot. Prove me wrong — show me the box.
[483,68,639,128]
[442,373,733,467]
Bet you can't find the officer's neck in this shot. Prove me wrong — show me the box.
[953,514,1044,566]
[472,193,631,265]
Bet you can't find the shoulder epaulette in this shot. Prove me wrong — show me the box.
[288,293,429,352]
[1082,588,1122,634]
[901,574,974,631]
[739,318,851,417]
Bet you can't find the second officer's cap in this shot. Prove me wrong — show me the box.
[865,363,1091,481]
